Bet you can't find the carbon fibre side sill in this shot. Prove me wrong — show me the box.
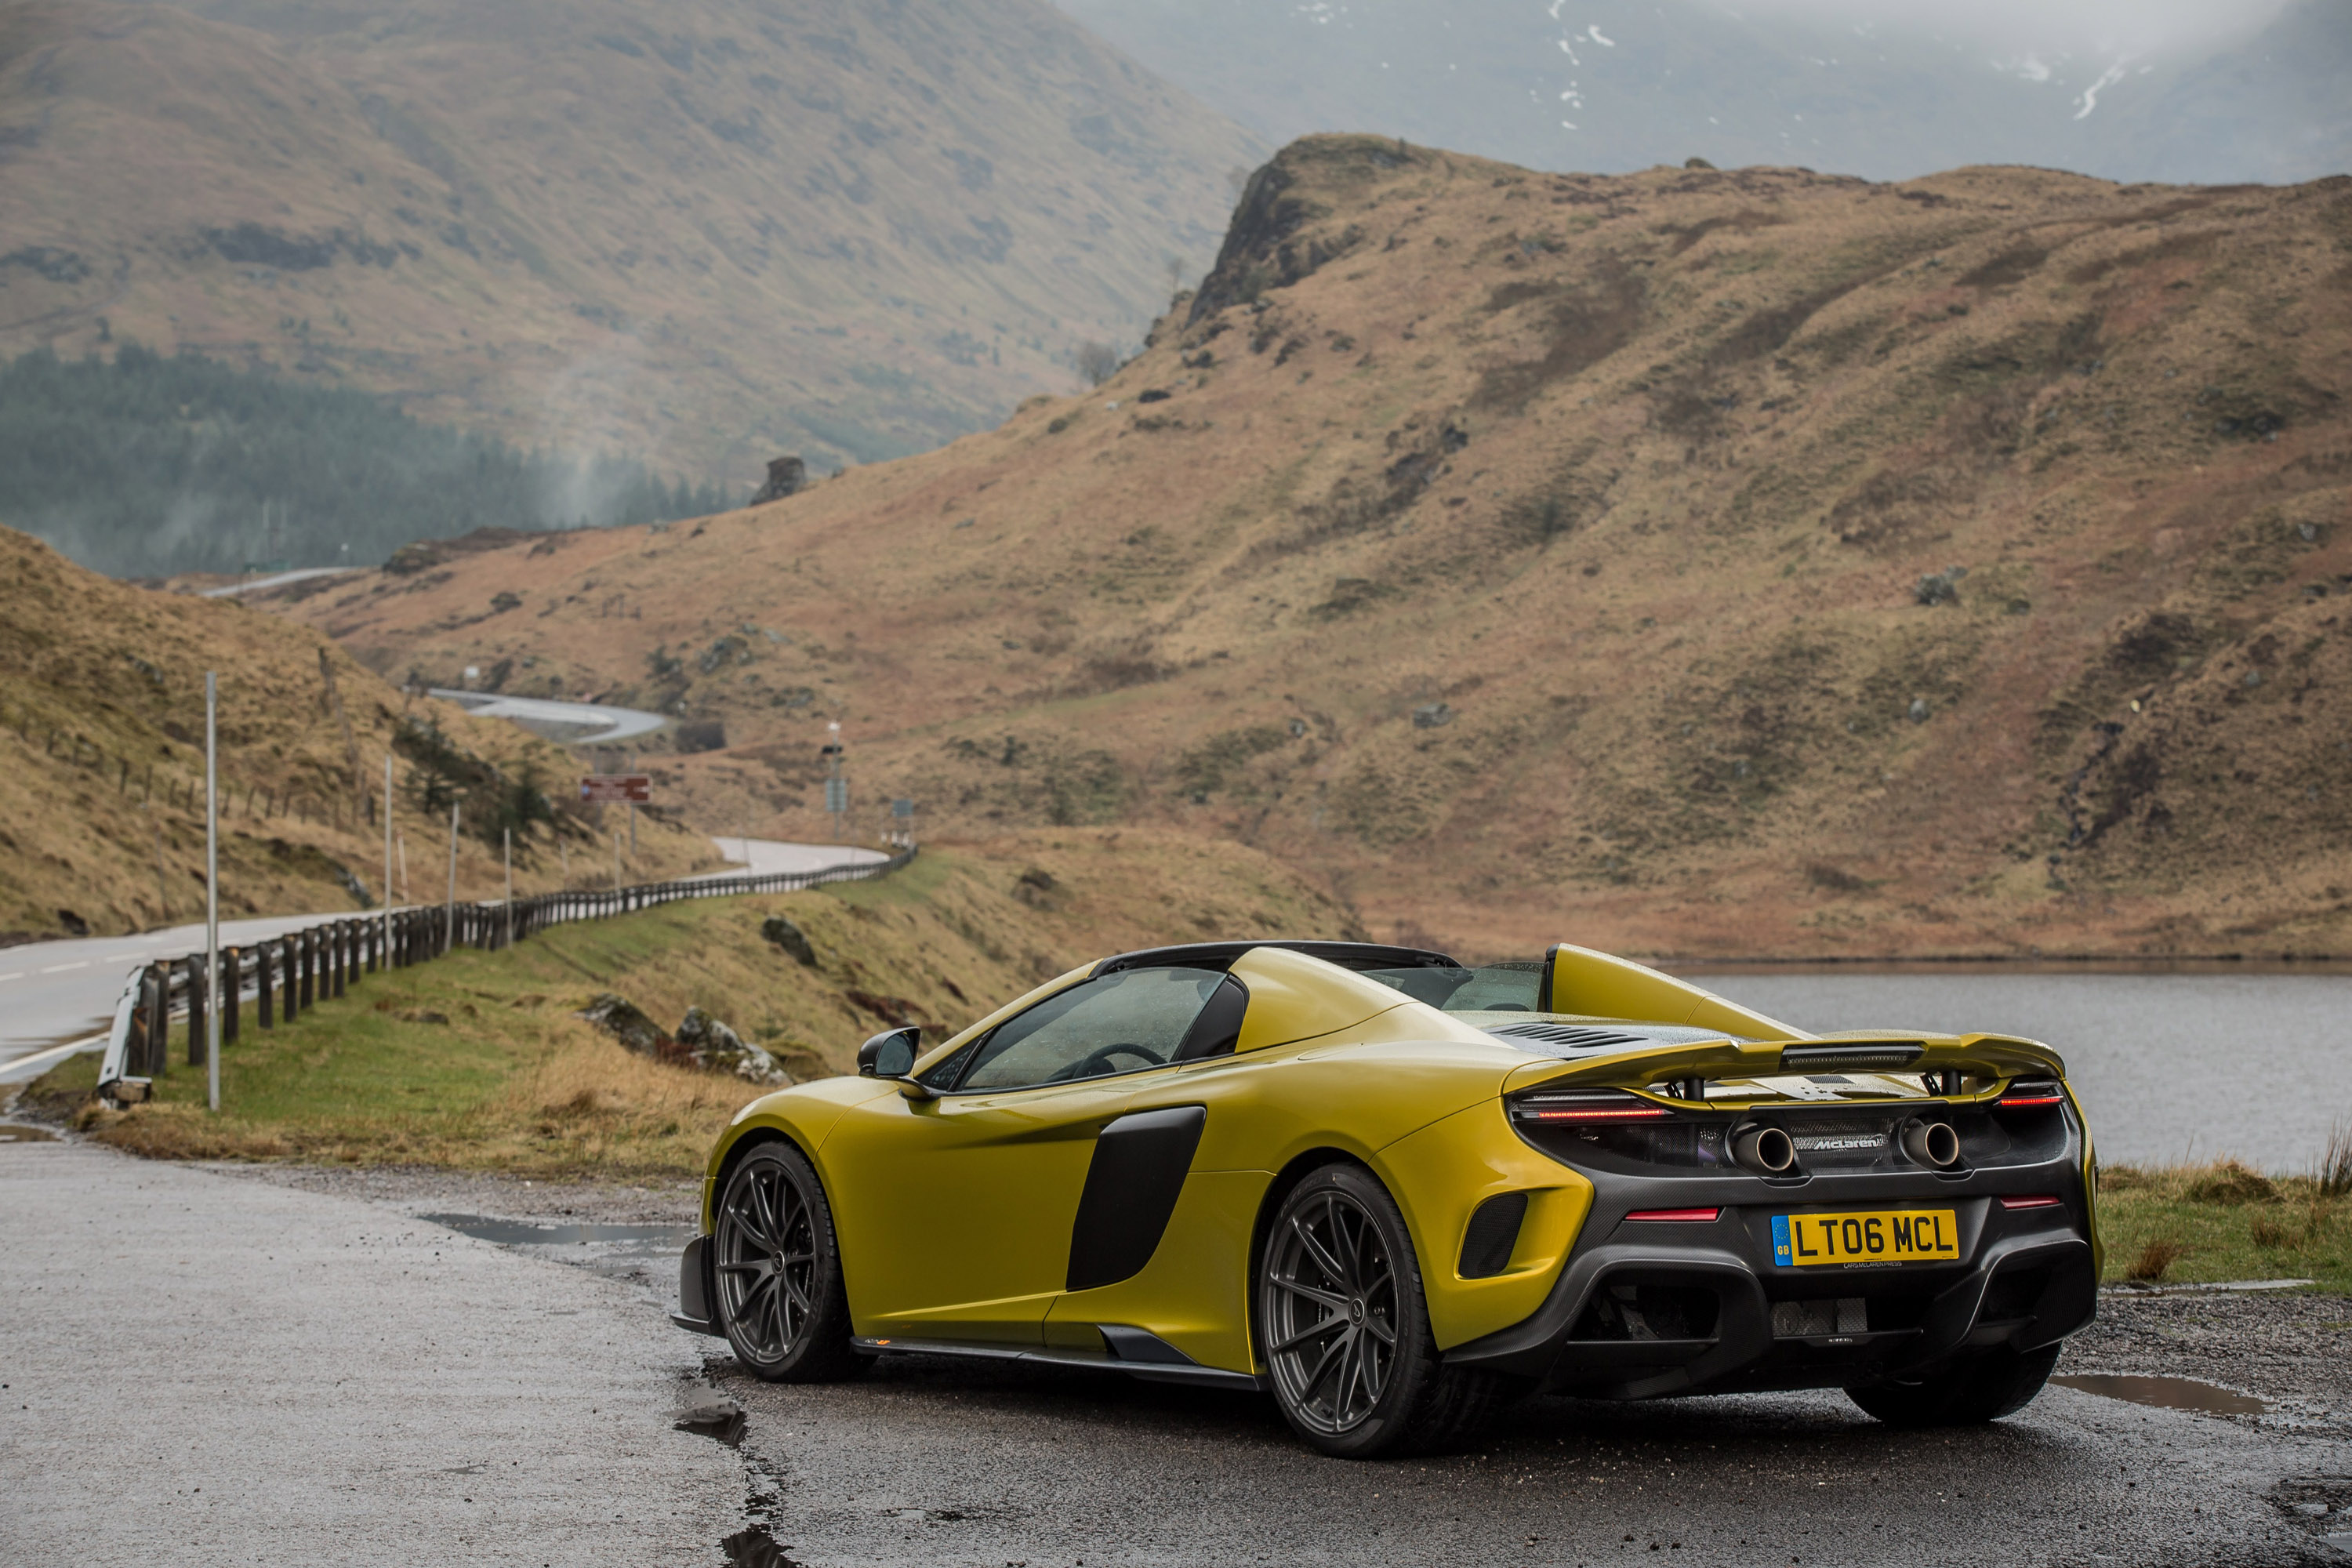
[850,1334,1266,1392]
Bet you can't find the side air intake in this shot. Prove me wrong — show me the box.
[1458,1192,1529,1279]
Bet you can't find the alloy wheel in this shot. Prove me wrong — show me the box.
[1261,1187,1399,1434]
[715,1152,818,1364]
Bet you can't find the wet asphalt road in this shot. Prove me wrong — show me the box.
[8,1147,2343,1566]
[0,1141,742,1566]
[713,1338,2347,1567]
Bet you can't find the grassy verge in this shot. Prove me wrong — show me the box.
[2097,1160,2352,1294]
[20,829,1358,1180]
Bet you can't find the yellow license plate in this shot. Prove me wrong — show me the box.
[1772,1209,1958,1267]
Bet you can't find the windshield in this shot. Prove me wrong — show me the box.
[1359,961,1544,1013]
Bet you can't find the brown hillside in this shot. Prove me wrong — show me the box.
[0,0,1258,474]
[0,528,717,941]
[283,138,2352,959]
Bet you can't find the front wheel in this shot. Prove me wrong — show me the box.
[1257,1163,1519,1458]
[713,1142,865,1382]
[1846,1343,2060,1427]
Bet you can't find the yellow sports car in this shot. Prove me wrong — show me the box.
[673,941,2098,1457]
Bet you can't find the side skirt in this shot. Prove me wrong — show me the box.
[850,1330,1265,1392]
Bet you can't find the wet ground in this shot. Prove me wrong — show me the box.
[249,1167,2352,1567]
[15,1153,2346,1564]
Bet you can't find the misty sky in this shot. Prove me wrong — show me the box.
[1724,0,2301,53]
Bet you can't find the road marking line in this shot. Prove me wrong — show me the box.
[0,1033,110,1080]
[0,972,23,983]
[38,962,89,975]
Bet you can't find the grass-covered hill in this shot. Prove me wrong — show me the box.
[286,137,2352,960]
[0,525,718,941]
[0,0,1260,481]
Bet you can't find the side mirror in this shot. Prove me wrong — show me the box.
[856,1025,923,1080]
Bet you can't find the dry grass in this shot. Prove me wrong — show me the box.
[0,527,717,939]
[2099,1160,2350,1292]
[2321,1119,2352,1199]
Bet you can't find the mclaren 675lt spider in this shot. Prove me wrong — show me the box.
[673,941,2099,1457]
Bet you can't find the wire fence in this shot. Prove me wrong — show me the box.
[95,847,916,1102]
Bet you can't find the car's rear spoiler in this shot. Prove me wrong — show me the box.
[1540,944,1808,1040]
[1503,1032,2069,1097]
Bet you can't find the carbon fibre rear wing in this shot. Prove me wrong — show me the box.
[1503,1033,2070,1099]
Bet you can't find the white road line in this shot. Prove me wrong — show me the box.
[38,962,89,974]
[0,1033,109,1080]
[0,972,23,982]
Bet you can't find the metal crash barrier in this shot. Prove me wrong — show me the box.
[94,846,916,1104]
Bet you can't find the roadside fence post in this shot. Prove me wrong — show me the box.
[257,943,274,1029]
[187,953,207,1068]
[297,931,313,1011]
[221,947,240,1046]
[333,924,348,998]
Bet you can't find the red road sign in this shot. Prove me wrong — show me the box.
[580,775,652,804]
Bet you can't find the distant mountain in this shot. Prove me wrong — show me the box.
[1053,0,2350,184]
[283,137,2352,960]
[0,0,1261,486]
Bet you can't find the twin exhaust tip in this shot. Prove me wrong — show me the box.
[1900,1118,1963,1169]
[1732,1125,1797,1174]
[1731,1118,1962,1174]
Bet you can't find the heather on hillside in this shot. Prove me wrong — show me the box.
[0,346,731,577]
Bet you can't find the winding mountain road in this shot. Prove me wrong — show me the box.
[0,838,883,1083]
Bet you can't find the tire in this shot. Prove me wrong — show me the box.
[1256,1162,1519,1459]
[713,1141,866,1382]
[1846,1343,2061,1427]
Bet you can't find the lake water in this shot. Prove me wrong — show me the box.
[1682,967,2352,1174]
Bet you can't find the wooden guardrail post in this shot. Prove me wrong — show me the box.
[187,953,207,1068]
[221,946,240,1046]
[332,924,347,999]
[257,942,274,1029]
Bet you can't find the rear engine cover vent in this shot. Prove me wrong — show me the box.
[1490,1023,1650,1050]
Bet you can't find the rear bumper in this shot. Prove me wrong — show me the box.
[1444,1163,2096,1398]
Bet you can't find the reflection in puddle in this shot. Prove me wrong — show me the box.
[0,1124,60,1142]
[419,1213,693,1284]
[2053,1373,2265,1415]
[720,1523,799,1566]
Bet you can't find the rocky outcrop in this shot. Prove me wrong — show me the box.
[760,915,818,967]
[750,456,806,505]
[579,991,670,1054]
[675,1006,792,1086]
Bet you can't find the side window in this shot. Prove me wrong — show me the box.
[956,967,1224,1092]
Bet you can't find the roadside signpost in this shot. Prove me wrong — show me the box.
[579,775,652,804]
[582,773,649,858]
[821,722,846,841]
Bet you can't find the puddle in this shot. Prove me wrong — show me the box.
[2053,1373,2266,1416]
[720,1523,800,1566]
[419,1213,693,1284]
[0,1124,60,1143]
[677,1385,746,1447]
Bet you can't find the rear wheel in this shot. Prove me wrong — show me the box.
[1846,1343,2060,1427]
[1257,1163,1519,1459]
[713,1142,865,1382]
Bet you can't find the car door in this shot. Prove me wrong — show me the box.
[823,964,1229,1345]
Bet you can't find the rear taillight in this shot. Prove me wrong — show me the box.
[1513,1090,1669,1123]
[1998,1194,2062,1210]
[1999,1080,2065,1109]
[1624,1207,1720,1222]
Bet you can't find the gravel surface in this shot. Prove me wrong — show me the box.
[215,1160,702,1225]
